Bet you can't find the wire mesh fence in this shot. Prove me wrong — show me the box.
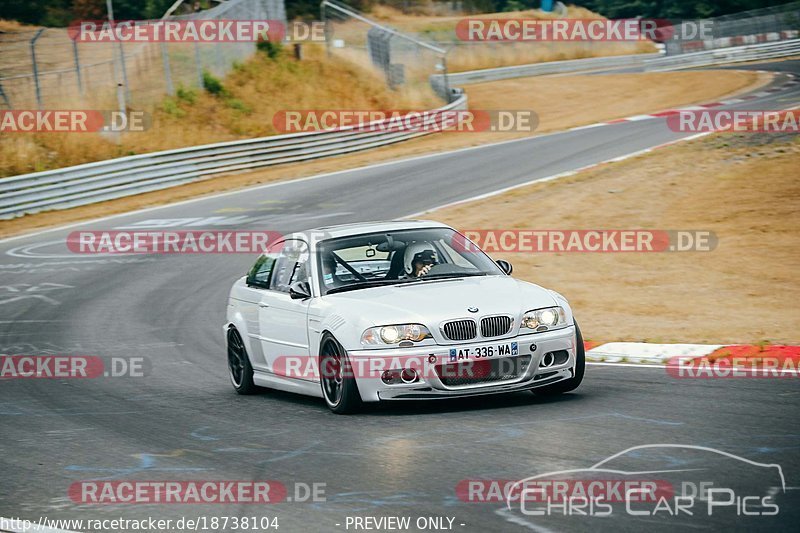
[321,0,452,102]
[665,1,800,54]
[0,0,286,111]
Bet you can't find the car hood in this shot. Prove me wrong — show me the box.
[323,275,560,333]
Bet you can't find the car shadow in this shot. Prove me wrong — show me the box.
[361,390,586,416]
[236,384,587,416]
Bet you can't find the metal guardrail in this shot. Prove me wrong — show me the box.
[437,53,662,86]
[3,39,798,220]
[644,39,800,71]
[0,94,467,219]
[436,39,800,86]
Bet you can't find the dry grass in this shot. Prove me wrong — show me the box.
[361,5,656,72]
[446,41,656,73]
[465,70,765,132]
[368,5,605,34]
[0,44,439,178]
[427,134,800,345]
[0,68,771,242]
[0,19,37,31]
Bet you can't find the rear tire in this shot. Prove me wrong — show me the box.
[227,328,259,395]
[319,333,363,414]
[533,320,585,396]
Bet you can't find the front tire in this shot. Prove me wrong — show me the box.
[319,333,363,414]
[227,328,259,395]
[533,320,585,396]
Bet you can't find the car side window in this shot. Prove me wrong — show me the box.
[246,254,276,288]
[270,240,309,293]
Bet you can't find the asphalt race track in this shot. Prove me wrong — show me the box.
[1,61,799,532]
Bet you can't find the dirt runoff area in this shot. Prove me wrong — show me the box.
[0,69,768,239]
[426,132,800,345]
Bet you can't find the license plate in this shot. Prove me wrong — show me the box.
[449,341,518,362]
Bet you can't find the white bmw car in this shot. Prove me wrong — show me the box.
[225,220,584,413]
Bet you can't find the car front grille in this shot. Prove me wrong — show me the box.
[480,315,513,338]
[436,355,532,387]
[442,319,477,341]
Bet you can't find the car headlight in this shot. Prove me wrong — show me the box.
[361,324,432,345]
[521,306,567,332]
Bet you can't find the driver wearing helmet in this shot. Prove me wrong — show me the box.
[403,243,439,278]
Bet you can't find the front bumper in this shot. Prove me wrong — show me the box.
[348,326,577,402]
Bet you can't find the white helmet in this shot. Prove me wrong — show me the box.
[404,242,438,275]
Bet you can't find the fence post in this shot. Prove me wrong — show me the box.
[160,42,175,95]
[106,0,127,114]
[193,42,204,88]
[0,84,11,109]
[321,2,331,57]
[72,39,84,97]
[442,52,451,103]
[30,29,46,109]
[117,41,131,103]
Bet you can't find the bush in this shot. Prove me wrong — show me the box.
[161,98,186,118]
[256,39,283,60]
[202,71,226,96]
[226,98,252,113]
[176,85,196,104]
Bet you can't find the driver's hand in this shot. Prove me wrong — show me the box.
[417,264,433,277]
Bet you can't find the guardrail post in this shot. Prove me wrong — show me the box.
[442,52,451,103]
[30,29,46,109]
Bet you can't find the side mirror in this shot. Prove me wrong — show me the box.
[496,259,513,275]
[289,281,311,300]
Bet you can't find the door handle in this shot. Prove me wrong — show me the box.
[258,302,270,308]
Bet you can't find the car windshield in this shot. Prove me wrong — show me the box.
[316,227,503,295]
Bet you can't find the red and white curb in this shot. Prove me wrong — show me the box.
[570,72,798,129]
[585,342,800,365]
[409,73,797,218]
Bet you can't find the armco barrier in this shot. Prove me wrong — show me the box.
[0,94,466,219]
[3,39,798,220]
[435,39,800,86]
[437,53,661,86]
[644,39,800,71]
